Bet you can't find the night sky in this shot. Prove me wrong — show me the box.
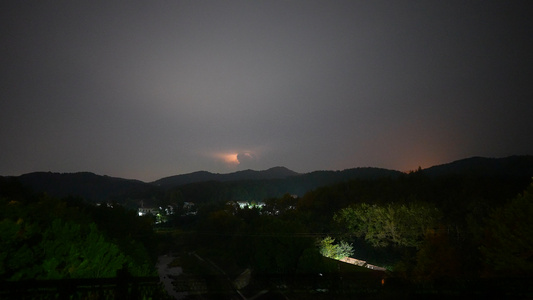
[1,1,532,182]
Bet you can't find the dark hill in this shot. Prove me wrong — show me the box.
[16,172,158,203]
[297,167,403,183]
[10,156,533,206]
[421,155,533,178]
[171,167,403,203]
[152,166,299,188]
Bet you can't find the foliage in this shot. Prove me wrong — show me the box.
[480,182,533,276]
[0,183,156,281]
[262,193,298,216]
[0,217,152,281]
[251,218,312,274]
[0,218,41,280]
[4,159,533,293]
[84,203,157,273]
[334,202,441,248]
[410,228,462,282]
[318,236,354,260]
[40,220,129,279]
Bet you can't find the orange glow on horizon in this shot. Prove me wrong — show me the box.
[397,155,446,173]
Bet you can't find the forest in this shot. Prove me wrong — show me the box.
[1,156,533,298]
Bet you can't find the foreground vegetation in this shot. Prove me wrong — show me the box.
[0,177,158,281]
[1,163,533,298]
[160,170,533,297]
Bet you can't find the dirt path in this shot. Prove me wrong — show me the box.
[157,254,187,299]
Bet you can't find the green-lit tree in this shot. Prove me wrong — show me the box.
[0,218,41,280]
[318,236,354,260]
[334,202,441,248]
[40,220,130,279]
[0,190,156,280]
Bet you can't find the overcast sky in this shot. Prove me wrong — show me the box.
[1,1,532,181]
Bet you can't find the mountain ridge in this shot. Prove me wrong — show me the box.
[421,155,533,178]
[152,166,299,188]
[14,171,157,204]
[4,155,533,203]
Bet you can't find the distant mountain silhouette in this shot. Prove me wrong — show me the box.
[296,167,403,183]
[421,155,533,178]
[16,172,157,203]
[8,155,533,205]
[152,166,299,188]
[164,167,404,203]
[10,167,400,204]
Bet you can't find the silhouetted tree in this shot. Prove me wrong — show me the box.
[480,182,533,277]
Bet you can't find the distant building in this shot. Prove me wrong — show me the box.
[227,201,265,211]
[138,207,158,217]
[237,201,249,209]
[182,202,197,215]
[164,205,174,215]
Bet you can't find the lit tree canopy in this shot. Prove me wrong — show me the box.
[318,236,354,260]
[334,202,441,248]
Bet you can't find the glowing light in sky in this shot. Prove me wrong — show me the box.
[218,153,240,165]
[211,151,257,167]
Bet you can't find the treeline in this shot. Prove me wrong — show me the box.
[0,177,157,281]
[160,168,402,205]
[3,158,532,296]
[173,170,533,290]
[13,167,401,205]
[296,171,533,281]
